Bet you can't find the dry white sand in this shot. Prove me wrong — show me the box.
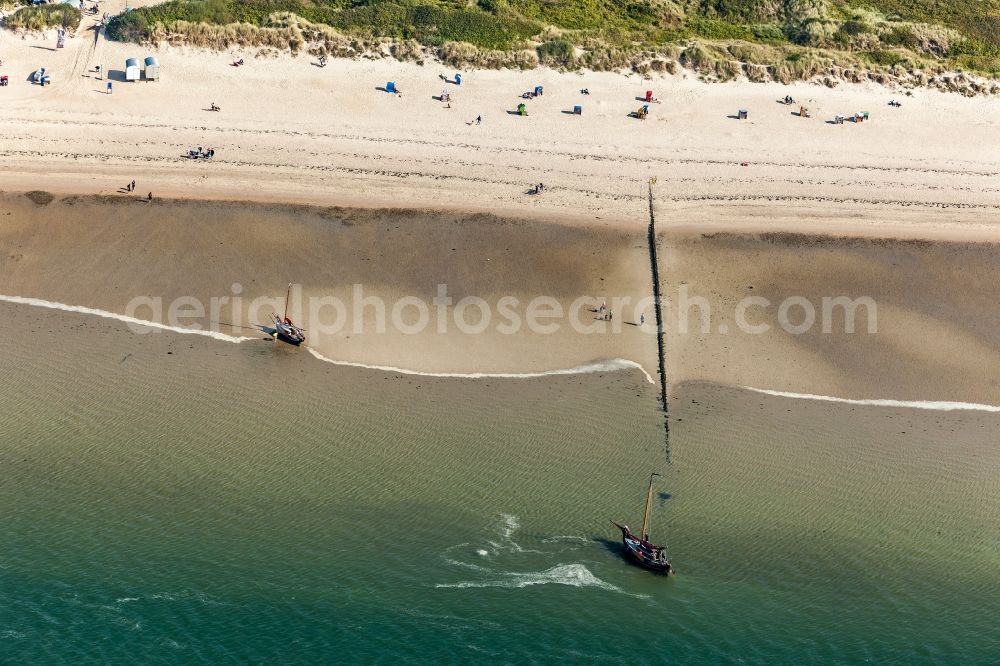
[2,24,1000,228]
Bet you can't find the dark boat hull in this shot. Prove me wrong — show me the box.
[623,540,673,574]
[270,316,305,346]
[276,332,304,346]
[614,523,674,575]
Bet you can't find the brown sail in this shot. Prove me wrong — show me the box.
[612,473,674,575]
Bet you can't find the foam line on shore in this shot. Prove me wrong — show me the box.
[308,348,655,384]
[743,386,1000,413]
[0,294,256,343]
[0,294,655,382]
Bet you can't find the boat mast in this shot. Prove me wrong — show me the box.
[284,283,292,321]
[641,472,659,541]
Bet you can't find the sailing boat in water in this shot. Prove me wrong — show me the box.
[612,473,674,575]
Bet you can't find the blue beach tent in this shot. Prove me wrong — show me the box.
[386,81,396,93]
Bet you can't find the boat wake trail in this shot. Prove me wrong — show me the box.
[743,386,1000,413]
[438,514,648,599]
[0,294,254,343]
[435,563,646,597]
[0,293,654,382]
[481,513,544,555]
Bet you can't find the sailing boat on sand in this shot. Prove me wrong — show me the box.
[612,473,674,575]
[258,283,305,346]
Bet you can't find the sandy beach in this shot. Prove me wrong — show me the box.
[2,22,1000,226]
[0,194,661,377]
[4,22,1000,399]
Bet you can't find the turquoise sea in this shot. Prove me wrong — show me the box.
[3,303,1000,664]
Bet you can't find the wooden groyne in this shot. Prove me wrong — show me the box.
[646,181,670,463]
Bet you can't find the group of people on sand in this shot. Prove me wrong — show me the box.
[123,179,153,200]
[597,301,646,325]
[530,182,545,195]
[188,146,215,159]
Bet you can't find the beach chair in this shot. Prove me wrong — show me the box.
[386,81,396,94]
[573,105,582,115]
[517,103,527,116]
[799,105,810,118]
[835,115,845,124]
[645,90,653,102]
[737,109,748,120]
[454,73,462,85]
[0,76,7,87]
[534,85,543,96]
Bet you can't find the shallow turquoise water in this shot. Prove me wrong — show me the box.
[3,304,1000,664]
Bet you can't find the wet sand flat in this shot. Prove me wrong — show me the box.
[662,224,1000,405]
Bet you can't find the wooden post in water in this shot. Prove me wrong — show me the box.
[646,180,671,463]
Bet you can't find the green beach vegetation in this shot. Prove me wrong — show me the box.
[103,0,1000,86]
[5,3,81,31]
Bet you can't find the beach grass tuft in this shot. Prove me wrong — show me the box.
[102,0,1000,83]
[5,3,81,31]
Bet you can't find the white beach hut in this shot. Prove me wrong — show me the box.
[125,58,141,82]
[143,56,160,81]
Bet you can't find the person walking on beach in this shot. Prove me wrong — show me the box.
[106,81,112,94]
[600,301,606,313]
[130,180,135,192]
[640,313,645,326]
[147,192,153,202]
[476,115,481,125]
